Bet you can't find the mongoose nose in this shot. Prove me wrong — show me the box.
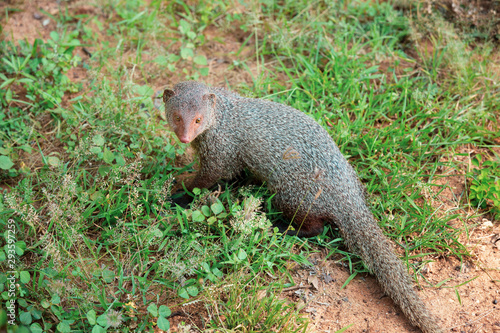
[179,136,191,143]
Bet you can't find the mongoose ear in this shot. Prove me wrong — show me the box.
[203,93,216,109]
[163,89,176,104]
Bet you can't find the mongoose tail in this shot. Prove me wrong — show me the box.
[280,193,442,333]
[163,81,442,333]
[339,211,442,333]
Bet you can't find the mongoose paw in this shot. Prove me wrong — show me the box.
[170,190,193,208]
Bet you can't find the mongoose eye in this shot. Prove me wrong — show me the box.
[175,116,181,122]
[195,118,202,124]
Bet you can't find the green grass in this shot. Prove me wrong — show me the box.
[0,0,499,332]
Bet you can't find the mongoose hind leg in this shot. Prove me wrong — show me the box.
[277,211,327,238]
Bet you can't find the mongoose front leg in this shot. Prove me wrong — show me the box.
[171,168,224,207]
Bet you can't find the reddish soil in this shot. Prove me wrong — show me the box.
[2,1,499,332]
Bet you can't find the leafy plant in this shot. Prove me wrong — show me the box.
[0,32,81,110]
[204,274,308,333]
[176,19,209,79]
[469,154,500,219]
[156,186,308,296]
[0,32,81,177]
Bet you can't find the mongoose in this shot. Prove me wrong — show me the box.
[163,81,442,333]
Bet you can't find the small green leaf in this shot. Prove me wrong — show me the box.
[30,323,43,333]
[57,321,70,333]
[153,55,169,66]
[156,317,170,331]
[5,89,12,103]
[187,285,198,297]
[147,303,158,317]
[102,269,114,283]
[158,305,171,317]
[92,325,106,333]
[115,153,126,166]
[50,31,60,41]
[15,241,26,256]
[19,311,32,325]
[192,210,205,222]
[212,267,223,278]
[193,55,207,65]
[90,191,103,202]
[180,47,194,59]
[133,84,154,97]
[103,148,114,164]
[211,202,224,215]
[92,135,105,146]
[201,262,210,271]
[96,314,108,327]
[178,287,189,299]
[341,272,358,289]
[47,156,61,167]
[455,288,462,305]
[87,309,97,325]
[157,316,170,330]
[201,205,211,217]
[0,156,14,170]
[98,165,111,176]
[199,67,209,76]
[41,300,50,308]
[237,248,247,260]
[179,19,191,34]
[0,75,13,87]
[51,294,61,305]
[19,145,33,153]
[19,271,30,284]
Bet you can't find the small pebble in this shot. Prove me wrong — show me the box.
[33,12,42,20]
[42,19,50,26]
[494,299,498,304]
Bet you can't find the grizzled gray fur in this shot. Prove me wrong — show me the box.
[163,81,442,333]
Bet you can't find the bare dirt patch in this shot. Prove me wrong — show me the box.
[293,231,500,333]
[2,0,60,43]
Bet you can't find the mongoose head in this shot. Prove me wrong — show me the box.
[163,81,216,144]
